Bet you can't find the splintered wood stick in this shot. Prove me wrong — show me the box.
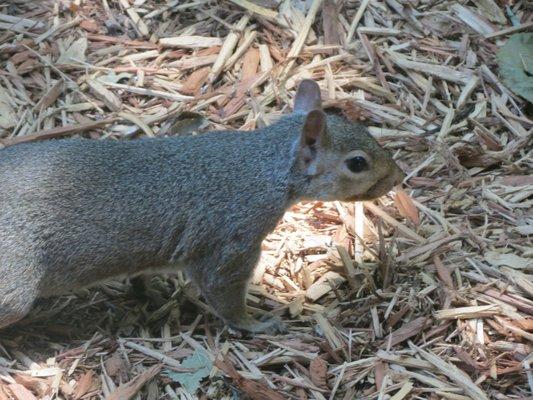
[1,118,119,147]
[346,0,370,44]
[281,0,324,79]
[0,13,45,29]
[354,201,364,264]
[160,36,222,48]
[118,0,149,37]
[209,14,250,83]
[101,81,193,101]
[364,201,426,243]
[34,16,81,43]
[484,21,533,38]
[229,0,277,19]
[223,30,257,70]
[287,0,323,57]
[409,342,490,400]
[436,305,502,320]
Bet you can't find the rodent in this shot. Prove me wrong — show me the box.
[0,80,404,333]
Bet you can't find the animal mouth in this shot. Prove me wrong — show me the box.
[344,179,394,202]
[344,184,381,202]
[343,166,404,202]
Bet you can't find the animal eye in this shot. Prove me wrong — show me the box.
[345,156,368,173]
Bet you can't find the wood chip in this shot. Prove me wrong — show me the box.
[160,36,223,48]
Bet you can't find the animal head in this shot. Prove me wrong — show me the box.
[293,79,405,202]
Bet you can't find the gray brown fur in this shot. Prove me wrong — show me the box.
[0,80,404,332]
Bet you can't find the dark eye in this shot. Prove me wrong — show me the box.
[345,156,368,173]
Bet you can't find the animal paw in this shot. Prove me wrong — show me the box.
[228,315,287,334]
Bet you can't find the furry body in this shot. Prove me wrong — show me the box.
[0,116,307,330]
[0,80,404,331]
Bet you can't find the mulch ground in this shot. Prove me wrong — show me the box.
[0,1,532,399]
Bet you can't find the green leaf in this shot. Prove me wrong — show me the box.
[497,33,533,103]
[163,349,212,393]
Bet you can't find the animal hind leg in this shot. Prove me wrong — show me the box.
[0,269,40,329]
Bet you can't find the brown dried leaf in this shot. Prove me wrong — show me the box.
[338,100,369,122]
[35,80,64,111]
[0,117,118,147]
[434,255,454,289]
[7,383,37,400]
[80,19,99,33]
[107,365,162,400]
[374,361,387,390]
[105,352,128,379]
[394,189,420,225]
[322,0,341,53]
[474,127,502,151]
[181,67,210,96]
[381,317,428,348]
[309,357,328,389]
[514,318,533,331]
[214,357,285,400]
[241,47,260,82]
[73,371,95,399]
[13,375,48,398]
[454,346,485,371]
[197,45,221,56]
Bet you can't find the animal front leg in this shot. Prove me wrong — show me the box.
[203,279,285,334]
[187,248,286,334]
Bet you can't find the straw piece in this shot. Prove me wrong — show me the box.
[305,271,346,301]
[121,341,183,369]
[223,31,257,70]
[364,202,426,243]
[389,380,414,400]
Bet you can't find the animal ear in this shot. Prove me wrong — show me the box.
[294,79,322,114]
[302,109,327,146]
[299,109,328,170]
